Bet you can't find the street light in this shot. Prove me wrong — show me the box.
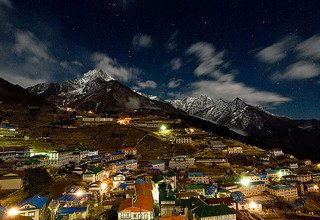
[7,207,19,216]
[160,125,166,132]
[75,190,84,197]
[249,201,257,209]
[240,178,250,186]
[101,182,107,191]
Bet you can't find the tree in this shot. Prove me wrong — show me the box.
[23,168,53,195]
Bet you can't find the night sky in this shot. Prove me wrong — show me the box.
[1,0,320,119]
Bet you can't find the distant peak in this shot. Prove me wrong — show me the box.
[82,69,115,82]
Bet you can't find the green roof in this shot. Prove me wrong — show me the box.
[90,167,104,174]
[192,203,235,217]
[159,184,176,202]
[185,184,205,190]
[152,175,164,183]
[164,170,176,177]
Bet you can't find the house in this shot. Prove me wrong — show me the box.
[0,173,22,190]
[30,150,80,167]
[188,199,236,220]
[227,146,243,154]
[82,167,107,183]
[125,159,138,170]
[113,173,126,188]
[122,147,137,155]
[204,197,237,210]
[111,160,125,172]
[266,185,298,201]
[150,160,165,171]
[238,181,265,197]
[107,151,125,161]
[158,183,182,217]
[56,207,88,220]
[78,149,99,160]
[185,184,206,196]
[304,183,319,192]
[17,195,48,220]
[0,146,30,160]
[269,148,284,157]
[188,172,210,184]
[175,136,192,144]
[117,183,154,220]
[301,159,312,166]
[169,155,195,170]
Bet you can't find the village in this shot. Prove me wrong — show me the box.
[0,114,320,220]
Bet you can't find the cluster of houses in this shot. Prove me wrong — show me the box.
[2,120,320,219]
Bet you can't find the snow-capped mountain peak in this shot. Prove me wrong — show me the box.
[81,69,115,83]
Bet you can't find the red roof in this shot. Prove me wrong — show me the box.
[118,183,153,212]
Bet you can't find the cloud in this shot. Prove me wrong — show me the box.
[184,41,291,106]
[0,71,46,88]
[14,30,52,61]
[190,79,291,106]
[135,80,157,89]
[168,78,183,88]
[272,61,320,80]
[132,34,152,49]
[296,34,320,59]
[169,57,183,70]
[91,52,140,82]
[165,31,178,51]
[0,0,12,8]
[186,42,225,77]
[256,36,297,64]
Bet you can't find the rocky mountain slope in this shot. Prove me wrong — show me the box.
[169,95,320,161]
[28,69,177,113]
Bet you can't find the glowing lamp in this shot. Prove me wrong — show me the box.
[249,201,257,209]
[75,190,84,197]
[240,178,250,186]
[7,207,19,216]
[160,125,166,131]
[101,182,107,191]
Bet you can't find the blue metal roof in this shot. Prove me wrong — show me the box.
[270,185,293,190]
[188,172,204,177]
[57,207,87,215]
[110,151,125,155]
[150,160,164,165]
[19,195,48,210]
[119,183,126,189]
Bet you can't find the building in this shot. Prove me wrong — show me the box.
[113,173,126,188]
[238,181,265,197]
[56,207,89,220]
[0,146,30,160]
[30,150,80,167]
[175,136,192,144]
[304,183,319,192]
[17,195,48,220]
[266,185,298,201]
[227,146,243,154]
[122,147,137,155]
[188,172,210,184]
[78,149,99,160]
[204,197,237,210]
[82,167,107,183]
[150,160,165,171]
[118,183,154,220]
[0,173,22,190]
[107,151,125,161]
[125,159,138,170]
[188,199,236,220]
[169,155,195,170]
[185,184,206,196]
[269,148,284,157]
